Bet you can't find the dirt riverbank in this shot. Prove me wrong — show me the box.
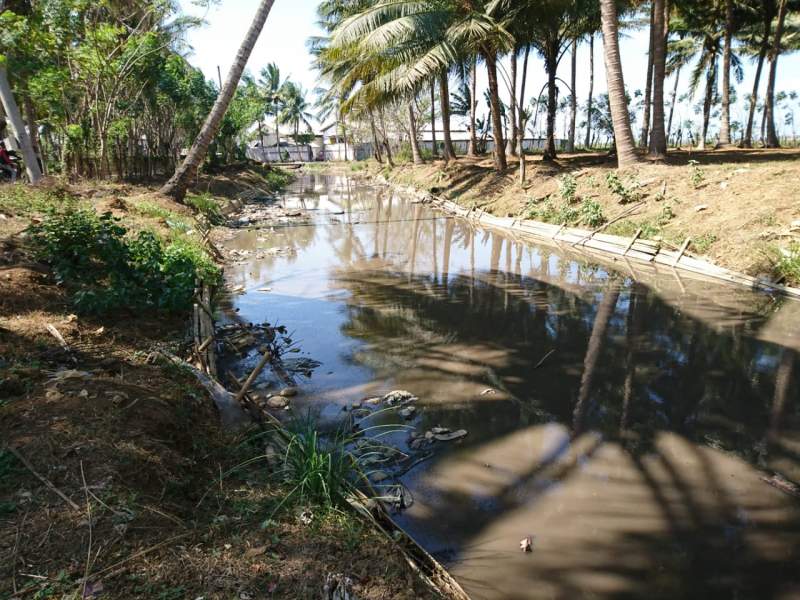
[358,148,800,286]
[0,169,439,600]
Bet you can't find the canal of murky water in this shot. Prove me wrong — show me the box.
[221,173,800,599]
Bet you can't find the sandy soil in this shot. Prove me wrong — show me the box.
[371,148,800,283]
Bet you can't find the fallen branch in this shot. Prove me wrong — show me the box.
[6,446,80,511]
[571,202,645,247]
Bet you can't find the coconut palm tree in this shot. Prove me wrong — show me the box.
[278,82,314,159]
[765,0,789,146]
[325,0,513,171]
[161,0,275,201]
[259,62,289,150]
[649,0,669,157]
[600,0,640,166]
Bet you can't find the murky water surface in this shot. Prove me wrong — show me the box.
[223,174,800,599]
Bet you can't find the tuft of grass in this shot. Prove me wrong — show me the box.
[132,200,176,221]
[773,242,800,284]
[186,192,223,225]
[272,419,361,513]
[0,184,78,216]
[692,232,718,254]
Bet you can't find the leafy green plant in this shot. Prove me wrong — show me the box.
[579,199,606,227]
[688,160,705,188]
[605,172,641,204]
[525,198,578,225]
[31,210,219,314]
[558,173,578,203]
[657,204,676,226]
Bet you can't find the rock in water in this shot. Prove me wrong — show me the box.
[383,390,418,405]
[399,406,416,420]
[434,429,467,442]
[267,396,288,409]
[278,387,298,397]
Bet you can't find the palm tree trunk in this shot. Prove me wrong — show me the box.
[585,34,595,149]
[543,39,559,160]
[369,110,383,163]
[698,42,716,151]
[649,0,668,158]
[518,45,530,184]
[439,73,456,161]
[484,49,507,171]
[765,0,788,148]
[600,0,639,166]
[468,58,478,156]
[430,80,438,158]
[508,52,518,156]
[567,39,577,153]
[667,65,680,143]
[467,56,478,156]
[743,11,771,148]
[640,2,656,149]
[719,0,733,146]
[0,66,42,183]
[408,103,423,164]
[160,0,274,201]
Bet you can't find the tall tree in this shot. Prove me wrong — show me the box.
[0,66,41,182]
[719,0,734,146]
[640,1,656,149]
[429,80,438,158]
[742,1,775,147]
[439,73,456,160]
[161,0,275,201]
[408,101,423,164]
[585,33,595,148]
[649,0,668,157]
[765,0,789,147]
[567,39,578,152]
[0,0,41,183]
[600,0,640,166]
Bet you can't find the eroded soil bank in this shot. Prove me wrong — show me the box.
[221,171,800,599]
[359,148,800,286]
[0,169,439,600]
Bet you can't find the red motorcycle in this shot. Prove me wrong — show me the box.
[0,149,23,183]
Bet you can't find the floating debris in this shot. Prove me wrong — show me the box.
[267,396,288,409]
[278,387,298,397]
[520,536,534,553]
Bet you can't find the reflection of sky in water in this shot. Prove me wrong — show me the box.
[223,173,800,599]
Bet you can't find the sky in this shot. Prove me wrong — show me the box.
[178,0,800,139]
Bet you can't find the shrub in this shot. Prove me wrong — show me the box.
[688,160,705,188]
[31,210,219,314]
[558,173,578,203]
[605,172,641,204]
[579,199,606,227]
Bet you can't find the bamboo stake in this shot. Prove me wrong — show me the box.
[623,229,643,257]
[234,350,272,402]
[672,237,692,267]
